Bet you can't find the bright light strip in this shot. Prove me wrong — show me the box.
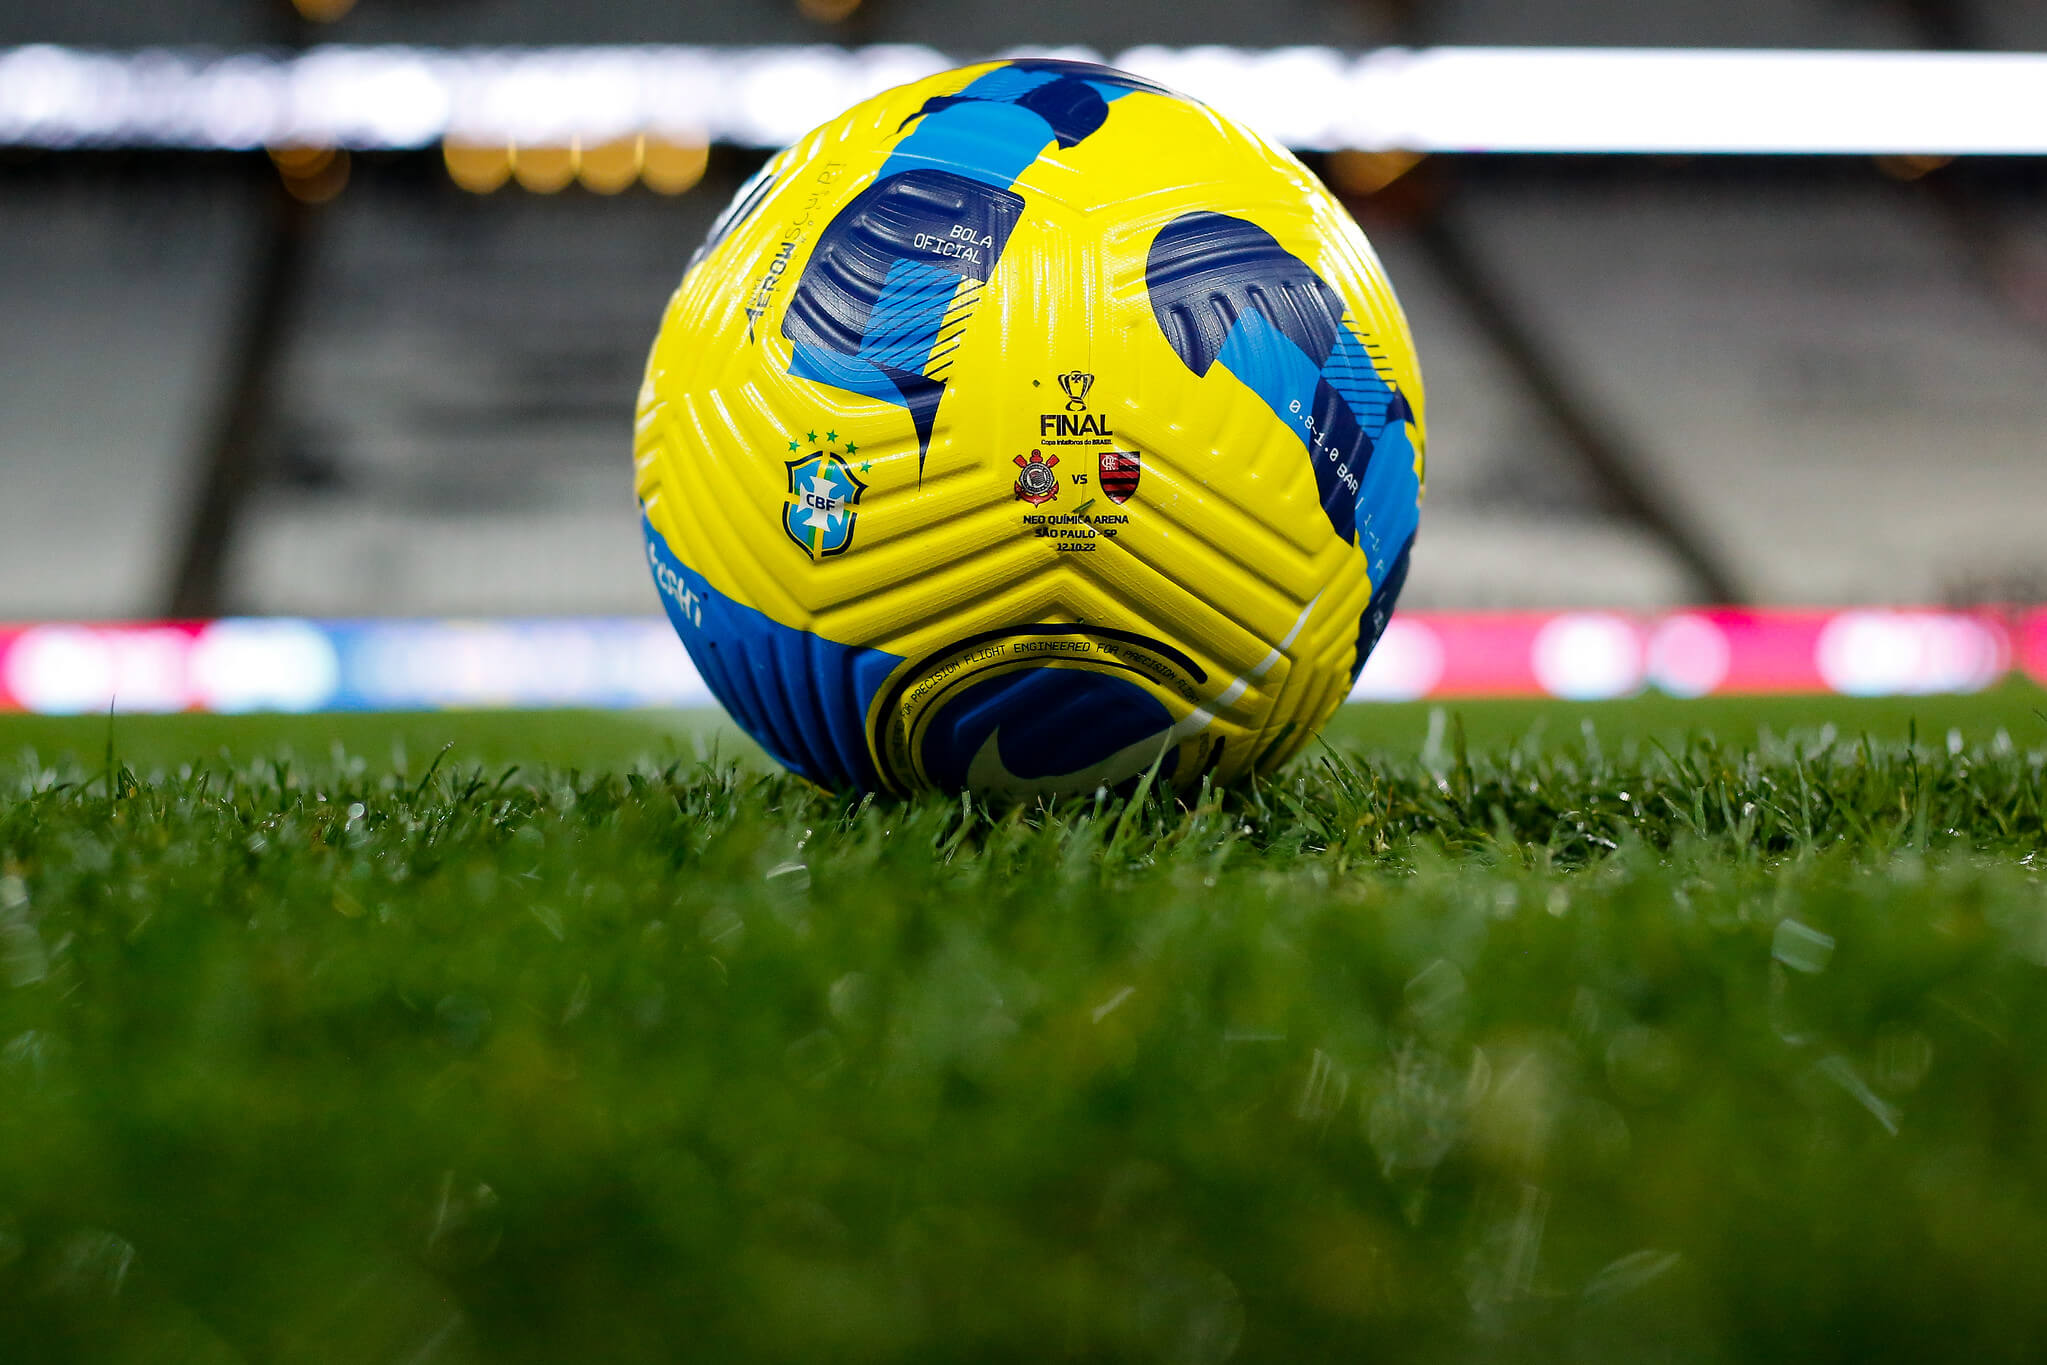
[0,610,2033,716]
[1332,47,2047,154]
[3,43,2047,155]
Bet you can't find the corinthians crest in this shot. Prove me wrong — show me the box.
[783,436,868,560]
[1012,448,1060,505]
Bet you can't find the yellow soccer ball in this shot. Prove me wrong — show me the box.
[636,59,1425,796]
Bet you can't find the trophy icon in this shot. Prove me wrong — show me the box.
[1057,371,1093,412]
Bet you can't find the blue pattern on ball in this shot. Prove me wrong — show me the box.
[1143,210,1422,677]
[783,61,1155,479]
[642,513,902,790]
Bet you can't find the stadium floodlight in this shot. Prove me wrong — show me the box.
[2,43,2047,155]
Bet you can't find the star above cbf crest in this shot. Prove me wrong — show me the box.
[782,429,869,560]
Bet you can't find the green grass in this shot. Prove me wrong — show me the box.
[2,694,2047,1363]
[3,681,2043,774]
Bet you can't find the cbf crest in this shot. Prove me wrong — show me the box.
[782,429,869,560]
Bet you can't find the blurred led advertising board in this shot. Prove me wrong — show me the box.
[0,610,2033,716]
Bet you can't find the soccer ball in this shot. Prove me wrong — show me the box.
[636,59,1425,796]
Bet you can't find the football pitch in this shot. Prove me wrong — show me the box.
[3,688,2046,1362]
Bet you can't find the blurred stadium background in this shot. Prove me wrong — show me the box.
[3,0,2046,714]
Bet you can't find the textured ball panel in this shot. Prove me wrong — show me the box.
[636,59,1426,795]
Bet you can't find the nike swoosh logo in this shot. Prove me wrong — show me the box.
[964,726,1176,797]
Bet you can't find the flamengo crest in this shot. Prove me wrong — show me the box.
[1098,450,1141,504]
